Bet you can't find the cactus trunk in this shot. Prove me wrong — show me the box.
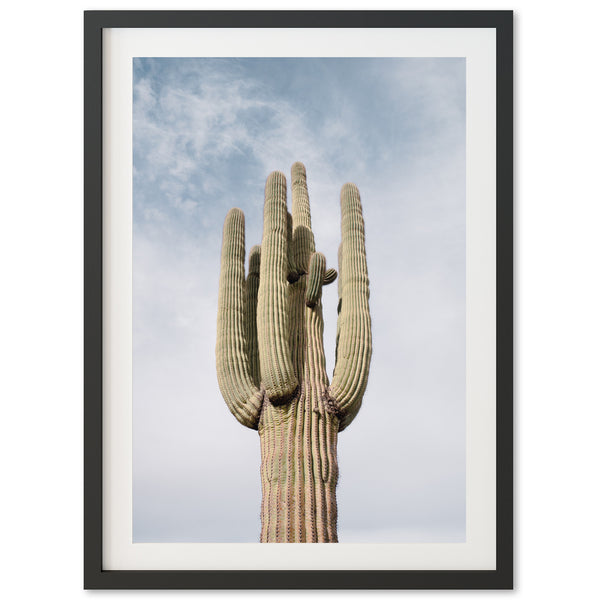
[216,162,371,542]
[259,404,339,542]
[259,273,339,542]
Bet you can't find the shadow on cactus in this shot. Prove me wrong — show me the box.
[216,162,372,542]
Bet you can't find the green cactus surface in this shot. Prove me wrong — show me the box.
[216,162,372,542]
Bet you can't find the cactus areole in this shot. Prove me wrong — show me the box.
[216,162,372,542]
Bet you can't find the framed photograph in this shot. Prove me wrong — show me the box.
[84,10,513,589]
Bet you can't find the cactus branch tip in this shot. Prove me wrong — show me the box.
[225,206,244,222]
[323,268,338,285]
[341,182,360,197]
[265,170,287,193]
[291,161,307,181]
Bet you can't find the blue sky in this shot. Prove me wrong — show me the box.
[133,57,465,543]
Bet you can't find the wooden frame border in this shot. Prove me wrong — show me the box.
[84,10,513,589]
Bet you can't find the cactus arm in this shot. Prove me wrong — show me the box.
[323,268,338,286]
[291,162,315,273]
[334,243,343,372]
[216,208,264,429]
[291,161,312,230]
[246,245,261,386]
[328,184,372,430]
[337,243,344,300]
[305,252,326,308]
[257,172,298,404]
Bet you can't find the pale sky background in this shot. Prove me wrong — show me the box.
[132,57,465,543]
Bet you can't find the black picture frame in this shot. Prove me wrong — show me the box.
[84,10,513,590]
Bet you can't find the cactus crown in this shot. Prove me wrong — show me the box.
[216,162,371,430]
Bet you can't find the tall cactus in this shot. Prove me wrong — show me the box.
[216,162,372,542]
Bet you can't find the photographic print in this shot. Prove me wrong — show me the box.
[85,10,512,588]
[132,56,466,544]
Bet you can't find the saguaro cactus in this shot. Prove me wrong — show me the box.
[216,162,372,542]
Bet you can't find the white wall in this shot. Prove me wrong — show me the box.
[1,0,599,597]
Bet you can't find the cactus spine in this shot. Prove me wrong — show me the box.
[216,162,372,542]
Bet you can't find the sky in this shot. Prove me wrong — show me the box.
[132,57,466,543]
